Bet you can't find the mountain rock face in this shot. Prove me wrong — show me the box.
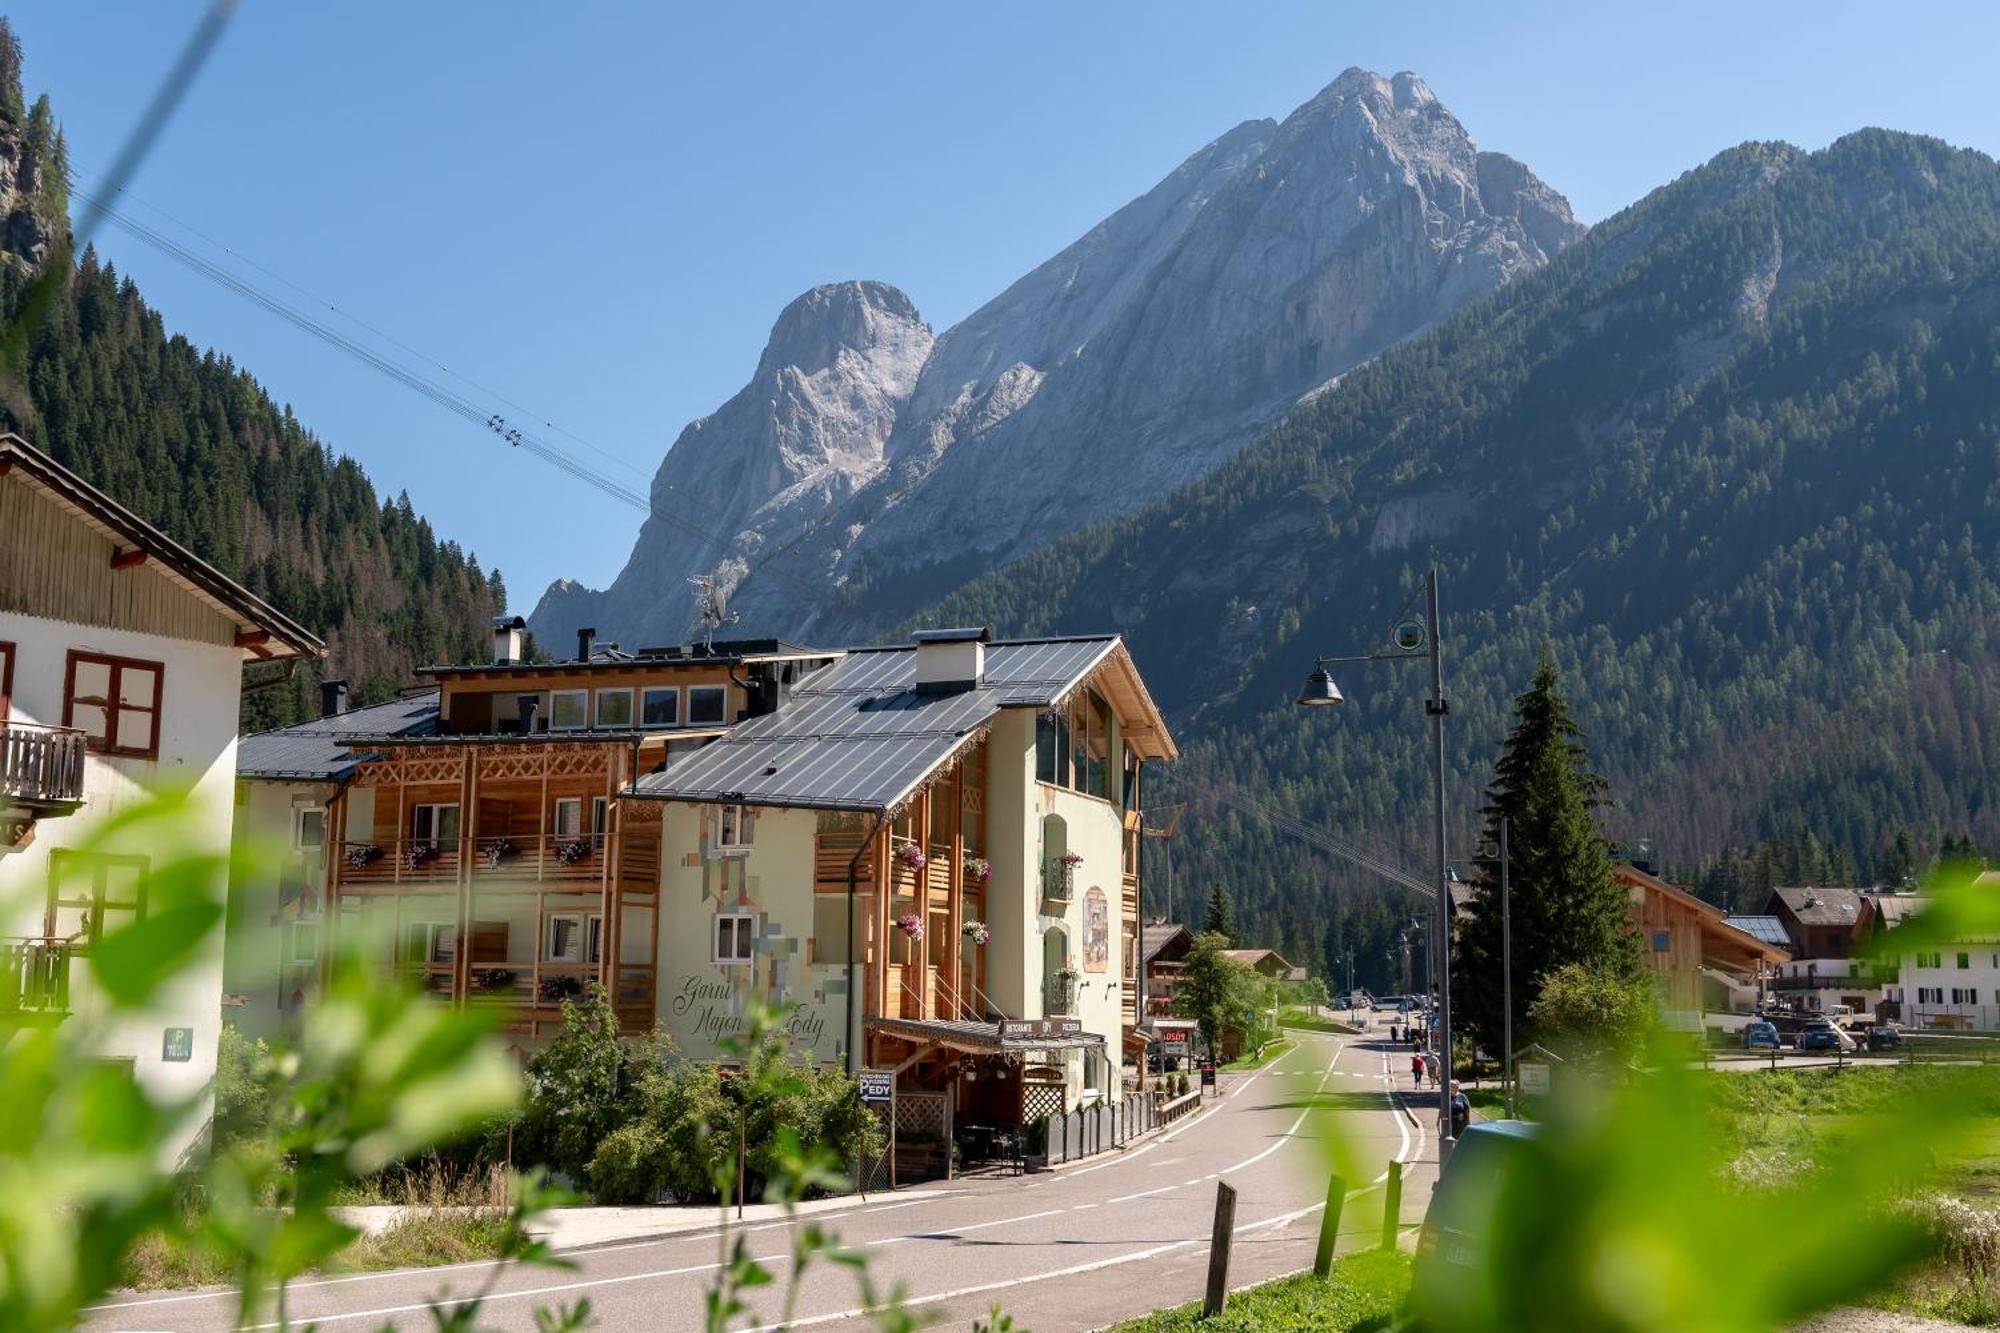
[531,69,1581,649]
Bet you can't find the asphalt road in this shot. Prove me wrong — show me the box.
[86,1027,1437,1332]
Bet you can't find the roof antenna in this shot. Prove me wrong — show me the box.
[689,575,739,655]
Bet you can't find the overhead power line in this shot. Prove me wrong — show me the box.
[64,174,833,609]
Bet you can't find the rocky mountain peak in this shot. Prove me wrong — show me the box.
[753,279,928,381]
[535,69,1584,646]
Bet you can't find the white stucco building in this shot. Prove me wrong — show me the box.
[0,433,321,1161]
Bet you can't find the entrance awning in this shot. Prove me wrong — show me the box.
[867,1015,1105,1054]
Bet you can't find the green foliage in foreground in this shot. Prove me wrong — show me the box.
[1108,1250,1409,1332]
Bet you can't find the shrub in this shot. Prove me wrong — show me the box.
[516,987,648,1183]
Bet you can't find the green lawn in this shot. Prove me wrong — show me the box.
[1281,1008,1361,1035]
[1107,1250,1409,1331]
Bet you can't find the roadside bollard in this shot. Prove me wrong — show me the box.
[1380,1160,1403,1251]
[1313,1173,1347,1277]
[1204,1181,1238,1317]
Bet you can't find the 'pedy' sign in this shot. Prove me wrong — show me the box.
[857,1069,894,1105]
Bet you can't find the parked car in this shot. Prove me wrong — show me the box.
[1335,991,1373,1010]
[1797,1019,1856,1052]
[1867,1023,1905,1051]
[1741,1019,1781,1051]
[1411,1120,1543,1329]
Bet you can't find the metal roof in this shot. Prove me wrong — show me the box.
[1724,915,1793,948]
[237,693,440,782]
[628,637,1126,813]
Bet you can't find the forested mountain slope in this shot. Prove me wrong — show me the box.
[0,21,501,726]
[925,131,2000,972]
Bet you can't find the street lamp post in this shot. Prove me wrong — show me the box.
[1298,565,1456,1151]
[1480,818,1514,1119]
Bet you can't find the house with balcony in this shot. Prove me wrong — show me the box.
[1760,886,1892,1017]
[1140,921,1195,1022]
[1614,865,1790,1019]
[0,433,321,1158]
[291,622,839,1041]
[225,682,438,1037]
[628,627,1174,1138]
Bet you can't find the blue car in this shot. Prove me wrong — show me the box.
[1797,1020,1850,1052]
[1410,1120,1543,1329]
[1741,1020,1780,1051]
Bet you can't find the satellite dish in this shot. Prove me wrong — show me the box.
[689,575,741,654]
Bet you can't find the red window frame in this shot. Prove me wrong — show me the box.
[63,650,165,760]
[0,640,13,719]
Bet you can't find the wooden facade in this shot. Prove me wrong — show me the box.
[328,739,665,1036]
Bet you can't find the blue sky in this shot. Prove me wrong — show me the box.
[12,3,1997,608]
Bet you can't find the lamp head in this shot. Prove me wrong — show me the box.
[1296,660,1344,708]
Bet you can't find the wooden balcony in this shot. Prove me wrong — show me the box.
[1,722,87,813]
[335,831,659,892]
[0,937,72,1022]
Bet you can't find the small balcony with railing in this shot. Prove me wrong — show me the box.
[1,721,88,814]
[0,937,73,1024]
[1770,961,1882,992]
[1045,970,1078,1016]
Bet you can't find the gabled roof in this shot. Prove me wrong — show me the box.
[0,433,322,661]
[1769,886,1871,928]
[1618,863,1791,964]
[237,692,439,782]
[628,635,1174,814]
[1142,922,1194,964]
[1221,948,1293,972]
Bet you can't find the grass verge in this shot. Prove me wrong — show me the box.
[121,1208,513,1291]
[1223,1039,1293,1072]
[1106,1250,1410,1331]
[1281,1009,1361,1035]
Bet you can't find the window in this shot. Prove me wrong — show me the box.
[411,803,460,846]
[641,686,680,728]
[1036,708,1070,786]
[401,922,456,965]
[1917,951,1943,969]
[687,685,727,726]
[64,650,163,759]
[1650,931,1671,952]
[595,688,634,729]
[592,796,610,846]
[46,851,147,948]
[715,803,753,850]
[286,922,320,964]
[549,689,588,730]
[714,913,756,965]
[293,807,326,850]
[0,640,13,718]
[1958,952,1972,969]
[546,913,603,964]
[552,797,583,839]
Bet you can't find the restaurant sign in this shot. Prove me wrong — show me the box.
[999,1016,1083,1041]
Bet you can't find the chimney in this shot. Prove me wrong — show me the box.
[517,694,540,734]
[318,678,348,719]
[912,626,990,694]
[577,626,596,662]
[492,615,526,665]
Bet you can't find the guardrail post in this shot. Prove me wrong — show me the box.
[1313,1173,1347,1277]
[1203,1181,1238,1317]
[1380,1161,1403,1251]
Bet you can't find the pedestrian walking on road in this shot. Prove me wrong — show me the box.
[1410,1052,1423,1086]
[1424,1051,1440,1088]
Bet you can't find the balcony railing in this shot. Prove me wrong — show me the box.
[1041,860,1076,905]
[1046,972,1078,1016]
[1771,968,1879,992]
[0,722,87,810]
[0,937,73,1018]
[337,832,660,888]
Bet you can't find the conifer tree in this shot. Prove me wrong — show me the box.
[1456,650,1638,1057]
[1202,882,1237,945]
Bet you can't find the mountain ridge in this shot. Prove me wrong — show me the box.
[530,67,1581,650]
